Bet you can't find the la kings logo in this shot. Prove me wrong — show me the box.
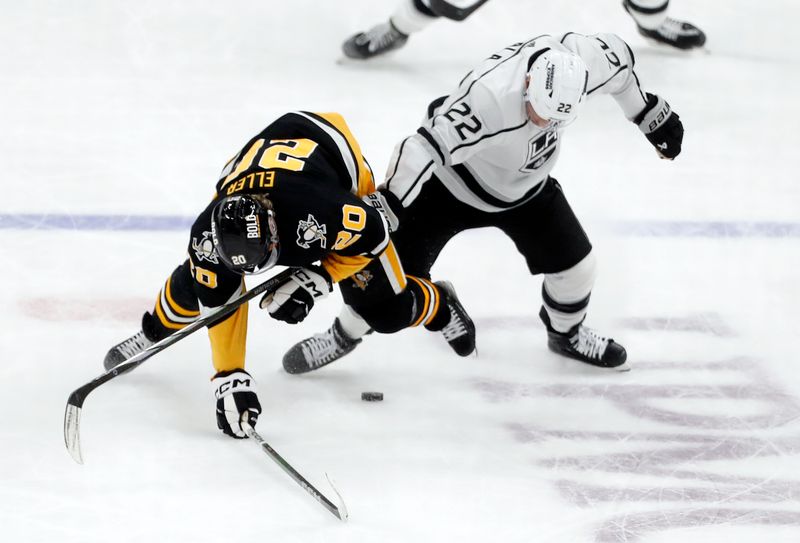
[296,214,327,249]
[522,129,559,172]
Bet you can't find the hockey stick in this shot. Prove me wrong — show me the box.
[244,423,349,521]
[428,0,490,21]
[63,267,295,464]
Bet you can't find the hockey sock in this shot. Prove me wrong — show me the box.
[406,276,448,330]
[391,0,438,35]
[541,252,596,333]
[337,305,372,340]
[152,261,201,333]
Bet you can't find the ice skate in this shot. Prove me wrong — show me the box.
[624,2,706,50]
[436,281,476,357]
[638,18,706,50]
[342,21,409,60]
[103,329,154,372]
[540,307,628,371]
[283,318,362,374]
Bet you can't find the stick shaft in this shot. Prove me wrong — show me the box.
[64,268,294,463]
[69,268,293,407]
[245,426,348,521]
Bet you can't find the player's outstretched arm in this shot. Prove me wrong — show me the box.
[562,32,683,160]
[633,93,683,159]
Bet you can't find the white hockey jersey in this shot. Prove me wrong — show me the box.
[384,33,652,212]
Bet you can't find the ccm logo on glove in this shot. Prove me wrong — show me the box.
[260,266,332,324]
[214,375,253,396]
[212,369,262,439]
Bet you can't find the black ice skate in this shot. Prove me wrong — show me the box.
[624,3,706,50]
[637,18,706,50]
[282,318,363,374]
[436,281,476,357]
[104,329,154,372]
[539,307,629,371]
[342,21,409,60]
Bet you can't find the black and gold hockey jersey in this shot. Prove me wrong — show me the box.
[215,111,388,278]
[155,112,392,372]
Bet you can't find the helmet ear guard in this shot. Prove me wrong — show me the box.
[211,194,280,274]
[525,49,588,126]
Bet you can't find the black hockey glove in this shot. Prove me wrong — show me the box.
[635,93,683,159]
[260,266,332,324]
[212,369,261,439]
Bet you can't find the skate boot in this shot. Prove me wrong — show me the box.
[435,281,476,357]
[624,2,706,50]
[103,312,161,372]
[104,329,154,372]
[637,18,706,50]
[342,20,409,60]
[283,318,363,374]
[539,306,629,371]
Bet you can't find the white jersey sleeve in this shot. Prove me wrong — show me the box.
[560,32,650,121]
[383,35,656,213]
[383,53,519,206]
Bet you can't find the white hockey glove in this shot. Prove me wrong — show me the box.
[260,266,332,324]
[212,369,261,439]
[635,93,683,160]
[362,188,403,233]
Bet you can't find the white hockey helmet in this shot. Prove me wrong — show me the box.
[525,50,588,125]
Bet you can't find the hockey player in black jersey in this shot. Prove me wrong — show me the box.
[343,0,705,59]
[286,32,685,374]
[103,111,475,439]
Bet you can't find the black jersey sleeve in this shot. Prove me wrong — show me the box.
[269,179,390,283]
[321,190,390,282]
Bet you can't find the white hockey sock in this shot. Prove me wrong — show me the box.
[542,252,597,333]
[338,305,371,340]
[391,0,437,35]
[625,0,669,30]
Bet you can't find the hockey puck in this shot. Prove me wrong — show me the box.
[361,392,383,402]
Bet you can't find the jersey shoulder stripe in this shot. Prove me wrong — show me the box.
[296,111,375,197]
[214,112,375,198]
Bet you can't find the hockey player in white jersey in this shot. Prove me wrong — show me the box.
[284,32,684,374]
[343,0,706,59]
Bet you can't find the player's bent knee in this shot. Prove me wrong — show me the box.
[354,301,412,334]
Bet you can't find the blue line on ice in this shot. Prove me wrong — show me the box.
[1,214,799,238]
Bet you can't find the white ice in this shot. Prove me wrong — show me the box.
[1,1,799,542]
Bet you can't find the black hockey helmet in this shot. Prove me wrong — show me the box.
[211,194,280,274]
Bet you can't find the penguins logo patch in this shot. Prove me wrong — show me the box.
[296,214,327,249]
[192,231,219,264]
[351,270,373,291]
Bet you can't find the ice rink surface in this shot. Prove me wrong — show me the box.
[1,1,799,541]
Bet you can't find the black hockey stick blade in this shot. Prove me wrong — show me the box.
[245,424,349,521]
[64,268,295,464]
[428,0,490,21]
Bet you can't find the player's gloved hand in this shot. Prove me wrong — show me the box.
[260,266,332,324]
[212,369,261,439]
[635,93,683,160]
[363,188,404,232]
